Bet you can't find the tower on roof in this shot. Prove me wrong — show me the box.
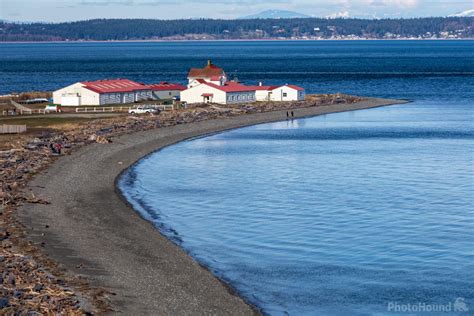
[187,60,227,88]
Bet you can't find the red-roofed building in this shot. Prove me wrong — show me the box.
[182,61,305,104]
[181,79,305,105]
[187,60,227,88]
[53,79,189,106]
[252,84,305,102]
[53,79,153,106]
[147,82,186,100]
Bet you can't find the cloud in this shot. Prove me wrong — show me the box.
[326,10,350,18]
[370,0,418,7]
[79,0,133,5]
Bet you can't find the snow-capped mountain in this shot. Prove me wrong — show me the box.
[449,9,474,17]
[240,10,310,19]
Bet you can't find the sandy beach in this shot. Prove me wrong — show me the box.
[16,97,407,314]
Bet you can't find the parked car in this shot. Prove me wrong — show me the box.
[44,104,60,113]
[128,105,160,115]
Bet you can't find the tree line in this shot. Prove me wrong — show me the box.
[0,17,472,41]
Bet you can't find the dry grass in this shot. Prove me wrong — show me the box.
[0,116,102,128]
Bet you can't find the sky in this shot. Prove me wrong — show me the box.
[0,0,472,22]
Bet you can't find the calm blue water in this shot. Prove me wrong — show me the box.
[0,40,473,99]
[3,40,472,314]
[117,41,474,315]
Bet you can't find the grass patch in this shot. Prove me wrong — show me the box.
[0,116,99,128]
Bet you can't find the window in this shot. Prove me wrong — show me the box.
[169,92,172,96]
[283,92,288,97]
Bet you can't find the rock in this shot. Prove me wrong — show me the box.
[95,136,111,144]
[33,283,43,292]
[13,290,22,299]
[0,297,9,308]
[6,275,15,285]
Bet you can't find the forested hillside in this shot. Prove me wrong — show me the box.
[1,17,472,41]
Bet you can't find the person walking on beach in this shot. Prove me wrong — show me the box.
[291,111,294,118]
[286,111,289,119]
[55,143,62,155]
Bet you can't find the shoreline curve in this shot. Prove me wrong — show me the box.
[17,97,408,314]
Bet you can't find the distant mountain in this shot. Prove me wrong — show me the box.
[449,9,474,17]
[240,10,310,19]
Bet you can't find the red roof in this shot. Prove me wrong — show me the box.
[201,93,214,97]
[81,79,150,94]
[246,85,279,91]
[188,61,224,79]
[190,80,304,94]
[283,84,305,91]
[148,82,186,91]
[202,81,256,93]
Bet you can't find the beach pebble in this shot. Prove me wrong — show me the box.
[6,275,15,285]
[33,283,43,292]
[0,297,9,308]
[13,290,23,299]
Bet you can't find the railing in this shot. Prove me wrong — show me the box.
[75,106,131,113]
[158,104,174,111]
[1,109,46,116]
[75,104,175,113]
[0,124,27,134]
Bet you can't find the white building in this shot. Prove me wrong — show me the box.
[53,79,152,106]
[187,60,227,88]
[181,80,256,105]
[148,82,186,100]
[254,84,305,102]
[181,61,305,105]
[53,79,187,106]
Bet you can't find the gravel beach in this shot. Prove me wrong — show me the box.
[16,97,407,314]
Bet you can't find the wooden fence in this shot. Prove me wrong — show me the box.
[0,124,27,134]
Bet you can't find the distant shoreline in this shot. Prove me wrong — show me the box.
[1,38,472,44]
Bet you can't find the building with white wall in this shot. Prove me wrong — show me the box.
[181,61,305,105]
[181,80,256,105]
[254,84,306,102]
[53,79,153,106]
[53,79,188,106]
[187,60,227,88]
[148,82,186,100]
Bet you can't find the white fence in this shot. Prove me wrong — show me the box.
[75,104,175,113]
[0,124,27,134]
[75,106,131,113]
[1,109,46,116]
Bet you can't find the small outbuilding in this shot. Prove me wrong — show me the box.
[180,80,256,105]
[148,82,186,100]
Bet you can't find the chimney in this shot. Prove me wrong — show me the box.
[259,82,263,86]
[207,59,212,66]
